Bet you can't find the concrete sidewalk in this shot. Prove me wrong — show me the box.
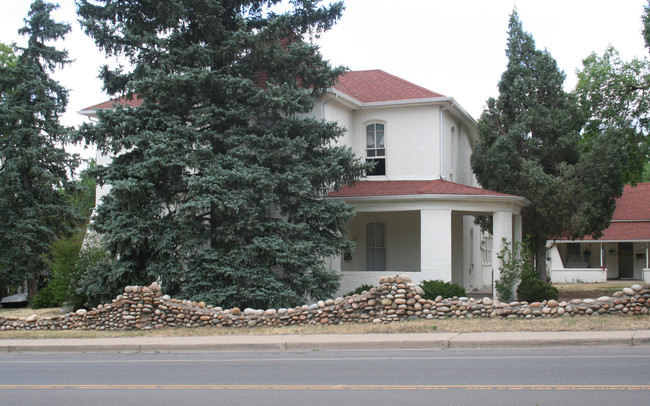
[2,330,650,353]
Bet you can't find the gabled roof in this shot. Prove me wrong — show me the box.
[80,70,447,113]
[557,183,650,242]
[328,179,519,199]
[612,183,650,221]
[332,70,444,103]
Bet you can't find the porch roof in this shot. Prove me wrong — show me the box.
[328,179,519,198]
[556,221,650,243]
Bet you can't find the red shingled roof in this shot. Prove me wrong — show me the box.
[328,180,517,198]
[81,70,445,112]
[333,70,444,103]
[612,183,650,221]
[593,222,650,241]
[81,95,143,111]
[562,183,650,241]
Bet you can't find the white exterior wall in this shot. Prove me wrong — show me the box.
[341,211,420,273]
[94,150,113,209]
[456,123,475,186]
[350,105,440,180]
[318,99,355,149]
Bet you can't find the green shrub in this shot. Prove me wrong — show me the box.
[344,284,375,297]
[516,277,559,302]
[31,284,57,309]
[419,280,466,300]
[495,238,536,301]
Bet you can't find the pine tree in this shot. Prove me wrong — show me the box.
[471,10,628,280]
[0,1,79,298]
[76,0,366,308]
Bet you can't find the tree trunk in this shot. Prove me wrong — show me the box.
[27,277,38,300]
[534,236,547,281]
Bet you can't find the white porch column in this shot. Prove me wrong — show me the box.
[421,209,452,282]
[513,214,522,245]
[492,211,513,299]
[600,243,604,268]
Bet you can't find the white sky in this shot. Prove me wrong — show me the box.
[1,0,649,158]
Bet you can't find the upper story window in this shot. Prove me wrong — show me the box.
[365,123,385,176]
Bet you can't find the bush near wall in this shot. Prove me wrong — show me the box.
[419,280,466,301]
[1,277,649,331]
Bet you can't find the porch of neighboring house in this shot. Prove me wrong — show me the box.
[548,241,650,283]
[326,180,529,298]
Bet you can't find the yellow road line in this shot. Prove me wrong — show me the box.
[0,385,649,391]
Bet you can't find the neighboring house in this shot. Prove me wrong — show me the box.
[80,69,529,298]
[548,183,650,283]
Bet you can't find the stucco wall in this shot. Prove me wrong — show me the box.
[341,211,421,273]
[347,105,440,180]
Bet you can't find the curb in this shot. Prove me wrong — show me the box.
[0,331,648,353]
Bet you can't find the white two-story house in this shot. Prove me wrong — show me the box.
[81,69,529,297]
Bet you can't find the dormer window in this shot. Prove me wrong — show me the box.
[366,123,385,176]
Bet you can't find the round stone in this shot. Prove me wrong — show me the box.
[482,297,492,306]
[547,300,558,308]
[243,308,256,316]
[399,274,412,283]
[631,284,643,292]
[623,288,636,296]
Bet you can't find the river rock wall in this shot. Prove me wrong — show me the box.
[1,275,649,331]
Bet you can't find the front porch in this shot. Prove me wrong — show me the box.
[548,241,650,283]
[327,180,529,298]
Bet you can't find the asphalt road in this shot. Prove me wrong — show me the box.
[1,347,649,405]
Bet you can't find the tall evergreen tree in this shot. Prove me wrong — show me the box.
[471,11,628,280]
[76,0,366,308]
[0,1,79,298]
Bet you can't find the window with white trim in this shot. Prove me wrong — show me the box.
[481,233,493,266]
[366,222,386,271]
[365,123,385,176]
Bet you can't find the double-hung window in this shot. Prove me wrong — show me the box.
[366,123,385,176]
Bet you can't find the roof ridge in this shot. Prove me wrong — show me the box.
[373,70,444,99]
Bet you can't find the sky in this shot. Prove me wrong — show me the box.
[1,0,649,158]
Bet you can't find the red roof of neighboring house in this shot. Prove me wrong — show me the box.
[81,70,445,112]
[559,183,650,241]
[612,183,650,221]
[332,70,444,103]
[590,222,650,241]
[328,179,518,198]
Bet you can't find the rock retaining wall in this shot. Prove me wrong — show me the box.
[1,275,650,331]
